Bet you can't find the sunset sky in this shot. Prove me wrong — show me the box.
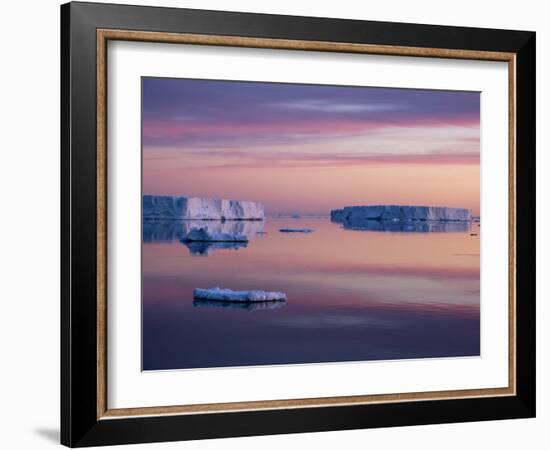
[142,78,480,215]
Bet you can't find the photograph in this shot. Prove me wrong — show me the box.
[56,1,536,446]
[141,77,481,371]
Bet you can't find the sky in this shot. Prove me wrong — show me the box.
[142,78,480,215]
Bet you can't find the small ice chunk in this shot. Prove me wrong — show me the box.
[180,227,248,242]
[193,287,287,302]
[279,228,314,233]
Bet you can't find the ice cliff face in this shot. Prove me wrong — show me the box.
[143,195,264,220]
[331,205,472,223]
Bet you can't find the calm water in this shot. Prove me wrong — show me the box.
[142,217,480,370]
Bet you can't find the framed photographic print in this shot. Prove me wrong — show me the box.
[61,1,536,447]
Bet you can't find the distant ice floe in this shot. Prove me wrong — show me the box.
[279,228,314,233]
[143,195,264,220]
[331,205,472,233]
[193,287,287,302]
[331,205,471,222]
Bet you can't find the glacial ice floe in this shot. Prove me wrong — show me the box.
[143,195,264,220]
[330,205,472,233]
[331,205,472,233]
[279,228,314,233]
[180,227,248,243]
[331,205,472,223]
[193,287,287,302]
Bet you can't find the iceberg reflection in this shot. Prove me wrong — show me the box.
[181,241,248,256]
[334,218,471,233]
[143,219,265,243]
[192,299,287,311]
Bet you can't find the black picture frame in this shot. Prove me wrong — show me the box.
[61,1,535,447]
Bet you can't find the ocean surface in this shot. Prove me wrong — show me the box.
[142,217,480,370]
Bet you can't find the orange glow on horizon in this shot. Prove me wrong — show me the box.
[143,162,480,216]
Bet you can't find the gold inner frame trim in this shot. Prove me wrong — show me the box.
[96,28,517,420]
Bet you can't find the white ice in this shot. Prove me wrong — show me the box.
[143,195,264,220]
[331,205,471,222]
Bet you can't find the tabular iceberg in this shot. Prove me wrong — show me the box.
[143,195,264,220]
[331,205,472,223]
[193,287,287,302]
[180,227,248,243]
